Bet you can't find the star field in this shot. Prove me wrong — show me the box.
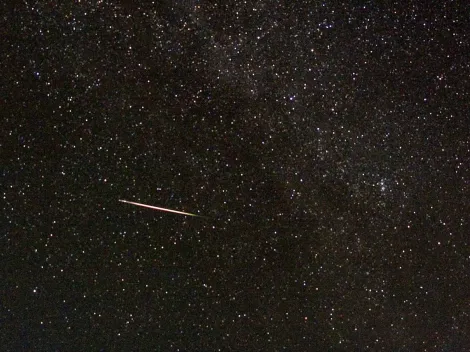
[2,1,470,350]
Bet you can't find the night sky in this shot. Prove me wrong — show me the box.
[2,1,470,350]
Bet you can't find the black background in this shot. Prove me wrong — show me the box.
[1,1,469,350]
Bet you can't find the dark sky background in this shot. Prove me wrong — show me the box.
[1,1,469,350]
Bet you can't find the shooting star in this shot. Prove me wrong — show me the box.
[119,199,205,218]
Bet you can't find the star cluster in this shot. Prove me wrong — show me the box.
[2,1,469,350]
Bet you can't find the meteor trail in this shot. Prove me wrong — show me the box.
[119,199,204,217]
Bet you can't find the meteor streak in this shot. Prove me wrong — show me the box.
[119,199,204,217]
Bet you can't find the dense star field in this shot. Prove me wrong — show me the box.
[1,1,469,350]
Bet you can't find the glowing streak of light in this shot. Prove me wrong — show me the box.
[119,199,203,217]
